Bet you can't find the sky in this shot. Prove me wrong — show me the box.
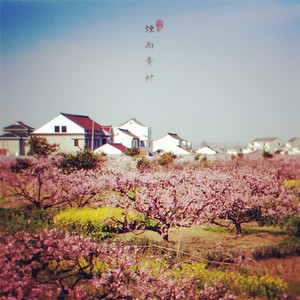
[1,0,300,148]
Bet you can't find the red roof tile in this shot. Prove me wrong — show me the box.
[110,143,126,152]
[61,113,102,131]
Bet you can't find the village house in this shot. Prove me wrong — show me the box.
[248,137,285,153]
[0,121,34,155]
[32,113,113,153]
[153,133,192,155]
[2,114,299,158]
[114,118,153,155]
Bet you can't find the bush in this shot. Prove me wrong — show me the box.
[136,156,151,171]
[178,263,287,298]
[200,155,210,167]
[194,153,201,161]
[0,207,54,234]
[157,152,176,166]
[262,150,273,159]
[125,146,140,157]
[252,238,300,260]
[27,136,59,157]
[59,150,106,172]
[10,158,32,173]
[282,217,300,237]
[284,179,300,199]
[54,207,150,241]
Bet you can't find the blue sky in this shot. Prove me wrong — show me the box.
[1,0,300,147]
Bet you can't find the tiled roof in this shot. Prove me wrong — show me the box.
[4,121,34,132]
[251,137,278,142]
[288,137,300,143]
[119,118,147,127]
[118,128,139,138]
[109,143,126,152]
[102,126,113,135]
[61,113,102,131]
[0,132,30,138]
[168,132,186,141]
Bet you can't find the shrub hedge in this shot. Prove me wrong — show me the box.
[53,207,155,241]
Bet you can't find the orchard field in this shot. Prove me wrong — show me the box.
[0,151,300,299]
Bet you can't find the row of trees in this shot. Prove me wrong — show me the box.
[1,148,299,299]
[1,153,299,239]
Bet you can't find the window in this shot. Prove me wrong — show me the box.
[133,139,138,148]
[62,126,67,133]
[54,126,60,133]
[74,139,79,147]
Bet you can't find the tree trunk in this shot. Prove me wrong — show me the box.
[161,225,170,242]
[235,222,243,235]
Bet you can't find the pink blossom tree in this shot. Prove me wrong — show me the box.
[203,159,299,234]
[0,228,235,299]
[1,156,111,209]
[118,169,211,241]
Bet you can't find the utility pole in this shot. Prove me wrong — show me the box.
[91,120,94,151]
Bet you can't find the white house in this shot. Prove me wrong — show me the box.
[283,137,300,155]
[196,145,217,155]
[153,133,192,155]
[113,128,140,149]
[94,143,126,155]
[248,137,285,153]
[115,118,152,154]
[32,113,113,153]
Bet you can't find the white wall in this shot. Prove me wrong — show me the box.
[114,129,134,148]
[41,134,84,153]
[153,135,178,152]
[34,114,84,134]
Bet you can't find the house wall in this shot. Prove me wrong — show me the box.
[35,134,85,153]
[0,139,30,156]
[153,135,178,152]
[1,140,20,155]
[269,139,285,152]
[34,115,84,134]
[114,129,136,148]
